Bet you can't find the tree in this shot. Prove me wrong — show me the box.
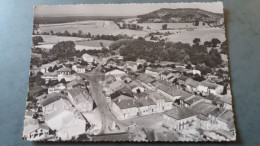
[162,24,168,30]
[204,41,212,47]
[50,41,76,61]
[48,66,54,72]
[50,30,54,35]
[78,30,83,37]
[193,38,201,45]
[211,38,221,47]
[186,64,192,69]
[32,36,43,45]
[220,40,228,54]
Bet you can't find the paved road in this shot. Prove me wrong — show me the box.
[79,55,123,134]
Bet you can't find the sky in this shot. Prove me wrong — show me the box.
[34,2,223,17]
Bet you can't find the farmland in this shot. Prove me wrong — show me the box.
[75,40,114,47]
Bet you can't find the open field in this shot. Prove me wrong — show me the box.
[34,44,102,51]
[37,20,225,45]
[34,35,87,44]
[75,40,114,47]
[163,28,226,44]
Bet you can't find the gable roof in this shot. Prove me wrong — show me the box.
[185,78,199,87]
[164,107,197,120]
[39,92,65,107]
[200,81,221,89]
[137,74,155,84]
[113,95,141,109]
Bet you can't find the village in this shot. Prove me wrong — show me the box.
[24,48,235,141]
[23,4,235,142]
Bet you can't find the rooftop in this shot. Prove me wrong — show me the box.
[200,81,221,89]
[137,74,155,84]
[113,95,141,109]
[164,107,197,120]
[185,78,199,87]
[39,92,65,107]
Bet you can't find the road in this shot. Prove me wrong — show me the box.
[79,55,124,134]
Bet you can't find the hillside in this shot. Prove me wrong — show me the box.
[137,8,223,23]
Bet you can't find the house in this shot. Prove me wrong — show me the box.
[195,114,211,130]
[197,81,224,95]
[66,79,86,90]
[191,102,217,116]
[125,61,138,72]
[104,80,126,95]
[186,69,201,76]
[184,78,199,93]
[110,95,141,120]
[218,95,233,110]
[39,61,59,73]
[41,72,58,83]
[67,88,94,112]
[162,107,197,130]
[23,119,49,141]
[82,53,94,63]
[105,69,126,81]
[179,95,211,107]
[57,68,71,75]
[160,71,181,84]
[177,75,188,86]
[39,92,66,115]
[72,65,85,73]
[136,74,155,90]
[116,86,133,97]
[136,59,146,66]
[149,91,173,112]
[145,67,161,79]
[45,98,86,140]
[103,75,116,86]
[209,109,236,133]
[48,83,66,94]
[152,81,190,102]
[138,96,157,116]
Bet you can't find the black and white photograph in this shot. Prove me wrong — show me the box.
[23,2,236,142]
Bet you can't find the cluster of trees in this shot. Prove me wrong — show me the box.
[48,65,63,72]
[119,23,143,30]
[36,30,131,41]
[32,36,43,45]
[50,41,76,62]
[203,38,221,47]
[110,39,222,69]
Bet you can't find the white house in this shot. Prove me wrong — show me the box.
[197,81,224,95]
[23,119,49,141]
[72,65,86,73]
[82,53,94,63]
[125,61,138,72]
[48,83,66,94]
[45,98,86,140]
[105,69,126,81]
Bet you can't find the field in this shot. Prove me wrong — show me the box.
[37,20,225,45]
[34,35,87,44]
[160,28,226,44]
[34,44,102,51]
[75,40,114,47]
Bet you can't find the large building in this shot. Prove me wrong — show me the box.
[162,107,197,130]
[67,88,94,112]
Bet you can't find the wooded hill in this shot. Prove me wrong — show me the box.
[137,8,223,23]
